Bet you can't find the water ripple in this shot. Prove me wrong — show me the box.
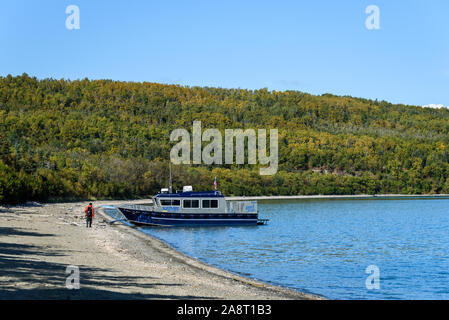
[119,199,449,300]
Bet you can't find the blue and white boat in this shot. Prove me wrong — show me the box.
[117,186,267,227]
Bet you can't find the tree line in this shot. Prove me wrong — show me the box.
[1,73,449,203]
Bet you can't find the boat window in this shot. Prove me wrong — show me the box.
[160,200,170,206]
[160,199,180,206]
[183,199,199,208]
[202,199,219,208]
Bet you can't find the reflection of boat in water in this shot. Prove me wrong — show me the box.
[117,186,268,227]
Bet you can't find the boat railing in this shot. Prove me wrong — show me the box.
[118,204,153,211]
[227,201,258,214]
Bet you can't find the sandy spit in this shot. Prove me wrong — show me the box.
[0,200,322,300]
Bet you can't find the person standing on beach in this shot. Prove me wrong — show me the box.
[84,203,94,228]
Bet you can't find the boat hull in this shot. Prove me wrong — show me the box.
[118,207,259,226]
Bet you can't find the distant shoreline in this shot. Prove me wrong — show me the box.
[226,194,449,201]
[43,193,449,206]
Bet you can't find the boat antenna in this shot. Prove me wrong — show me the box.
[169,161,173,193]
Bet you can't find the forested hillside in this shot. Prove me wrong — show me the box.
[1,73,449,203]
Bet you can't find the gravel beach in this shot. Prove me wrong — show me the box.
[0,200,321,300]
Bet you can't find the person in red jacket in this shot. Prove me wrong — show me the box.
[84,203,94,228]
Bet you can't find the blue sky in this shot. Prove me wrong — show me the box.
[0,0,448,106]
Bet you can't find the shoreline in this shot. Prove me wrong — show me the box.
[4,194,448,299]
[226,194,449,201]
[44,193,449,205]
[97,205,322,300]
[0,199,321,300]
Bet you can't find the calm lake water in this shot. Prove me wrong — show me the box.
[105,199,449,299]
